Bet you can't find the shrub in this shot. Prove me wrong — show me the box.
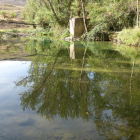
[61,29,70,39]
[83,23,109,41]
[117,28,140,46]
[10,11,17,18]
[1,11,7,18]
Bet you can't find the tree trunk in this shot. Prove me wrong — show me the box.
[42,0,50,10]
[47,0,59,21]
[81,0,87,32]
[57,0,61,12]
[67,0,73,26]
[137,0,139,27]
[67,0,72,18]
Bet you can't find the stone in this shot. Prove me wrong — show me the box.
[70,18,85,38]
[63,36,81,42]
[69,17,91,38]
[63,36,73,42]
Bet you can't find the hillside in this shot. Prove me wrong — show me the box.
[0,0,29,29]
[0,0,26,6]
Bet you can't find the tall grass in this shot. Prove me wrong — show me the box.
[117,28,140,46]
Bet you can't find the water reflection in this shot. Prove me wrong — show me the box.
[14,38,140,139]
[0,38,29,61]
[70,42,86,60]
[70,43,75,59]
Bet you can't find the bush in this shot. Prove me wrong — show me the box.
[1,11,7,18]
[83,23,109,41]
[61,29,70,39]
[49,24,68,39]
[117,28,140,46]
[10,11,17,18]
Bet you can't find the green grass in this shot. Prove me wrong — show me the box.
[0,28,50,37]
[0,26,70,40]
[117,27,140,46]
[20,28,49,35]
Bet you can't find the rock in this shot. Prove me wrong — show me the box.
[63,36,81,42]
[2,32,30,39]
[69,17,92,38]
[63,36,73,42]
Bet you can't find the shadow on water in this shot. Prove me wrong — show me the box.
[4,37,140,139]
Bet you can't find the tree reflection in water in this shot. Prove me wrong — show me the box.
[15,38,140,140]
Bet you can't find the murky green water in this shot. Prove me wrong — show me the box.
[0,38,140,140]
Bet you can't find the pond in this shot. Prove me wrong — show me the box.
[0,38,140,140]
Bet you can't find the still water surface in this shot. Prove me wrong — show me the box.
[0,38,140,140]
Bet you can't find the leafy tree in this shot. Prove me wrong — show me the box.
[22,0,139,39]
[22,0,39,28]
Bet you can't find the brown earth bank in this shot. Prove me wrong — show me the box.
[0,19,29,29]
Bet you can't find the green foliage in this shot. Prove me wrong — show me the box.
[22,0,71,28]
[117,28,140,46]
[61,28,70,39]
[85,23,108,41]
[70,0,82,17]
[49,23,68,39]
[22,0,39,28]
[0,11,7,18]
[34,9,52,28]
[114,43,140,60]
[21,0,138,40]
[88,1,137,36]
[21,27,50,36]
[10,11,16,18]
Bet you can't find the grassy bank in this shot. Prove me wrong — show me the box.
[117,28,140,46]
[0,28,48,38]
[0,23,70,40]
